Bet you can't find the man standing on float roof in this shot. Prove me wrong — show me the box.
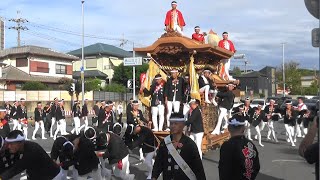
[218,32,236,81]
[164,1,186,34]
[192,26,206,43]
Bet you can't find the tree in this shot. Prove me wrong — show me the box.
[232,66,242,76]
[276,61,302,95]
[112,63,149,88]
[58,77,101,100]
[304,80,318,95]
[103,83,126,93]
[22,82,48,90]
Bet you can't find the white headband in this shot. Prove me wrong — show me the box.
[113,122,122,129]
[188,99,197,104]
[170,69,178,73]
[84,127,96,140]
[169,118,185,122]
[195,27,200,30]
[172,2,177,5]
[0,109,6,112]
[128,124,134,135]
[5,134,25,143]
[63,141,74,150]
[154,77,162,80]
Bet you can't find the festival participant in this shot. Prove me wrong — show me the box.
[67,133,101,180]
[165,69,185,131]
[219,115,260,180]
[282,101,298,147]
[125,125,158,179]
[235,97,253,140]
[98,101,117,133]
[71,101,82,135]
[186,99,204,159]
[192,26,206,43]
[53,100,66,140]
[49,98,59,137]
[152,113,206,180]
[92,101,100,126]
[299,109,316,137]
[0,130,63,179]
[127,100,148,127]
[17,98,28,140]
[218,32,236,80]
[141,74,165,131]
[96,131,135,180]
[211,84,235,135]
[126,98,134,120]
[250,103,266,147]
[295,97,308,139]
[32,102,47,140]
[80,99,89,131]
[264,99,281,142]
[117,101,124,123]
[4,101,12,122]
[50,134,79,179]
[164,1,186,34]
[10,101,20,131]
[198,68,217,105]
[0,135,20,174]
[0,107,10,138]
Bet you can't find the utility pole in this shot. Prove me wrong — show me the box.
[8,11,28,47]
[281,42,286,97]
[81,0,85,105]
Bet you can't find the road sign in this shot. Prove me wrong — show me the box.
[123,57,143,66]
[305,0,319,19]
[312,28,320,47]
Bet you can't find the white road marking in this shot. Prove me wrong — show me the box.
[272,159,305,163]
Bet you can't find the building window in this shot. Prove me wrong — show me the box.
[104,65,112,70]
[86,59,97,68]
[16,58,28,67]
[56,64,66,74]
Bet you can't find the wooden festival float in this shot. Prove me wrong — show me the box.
[135,30,238,153]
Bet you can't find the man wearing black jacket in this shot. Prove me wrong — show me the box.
[53,101,66,140]
[50,98,59,138]
[17,98,28,140]
[126,125,158,180]
[10,101,19,131]
[165,69,185,131]
[32,102,47,140]
[141,74,165,131]
[80,99,89,131]
[98,101,117,133]
[186,99,204,159]
[198,68,217,105]
[71,101,82,135]
[212,84,235,135]
[0,135,20,175]
[126,100,148,126]
[0,130,63,180]
[219,115,260,180]
[96,132,135,180]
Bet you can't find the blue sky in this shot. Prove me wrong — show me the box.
[0,0,319,70]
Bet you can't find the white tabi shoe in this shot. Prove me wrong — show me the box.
[32,137,36,140]
[254,135,258,140]
[259,143,264,147]
[42,137,47,140]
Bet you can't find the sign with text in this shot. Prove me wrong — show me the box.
[312,28,320,47]
[123,57,142,66]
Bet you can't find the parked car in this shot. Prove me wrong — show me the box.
[304,99,319,112]
[250,99,266,110]
[312,96,319,100]
[280,99,298,110]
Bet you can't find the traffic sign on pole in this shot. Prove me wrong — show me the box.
[123,57,143,66]
[305,0,319,19]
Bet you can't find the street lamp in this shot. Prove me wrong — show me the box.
[81,0,85,105]
[281,43,286,97]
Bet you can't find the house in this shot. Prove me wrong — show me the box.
[301,75,316,87]
[234,71,270,98]
[0,45,79,90]
[259,66,276,96]
[68,43,133,85]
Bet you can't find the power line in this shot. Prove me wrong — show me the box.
[8,11,28,47]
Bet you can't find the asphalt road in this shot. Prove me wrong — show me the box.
[7,118,317,180]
